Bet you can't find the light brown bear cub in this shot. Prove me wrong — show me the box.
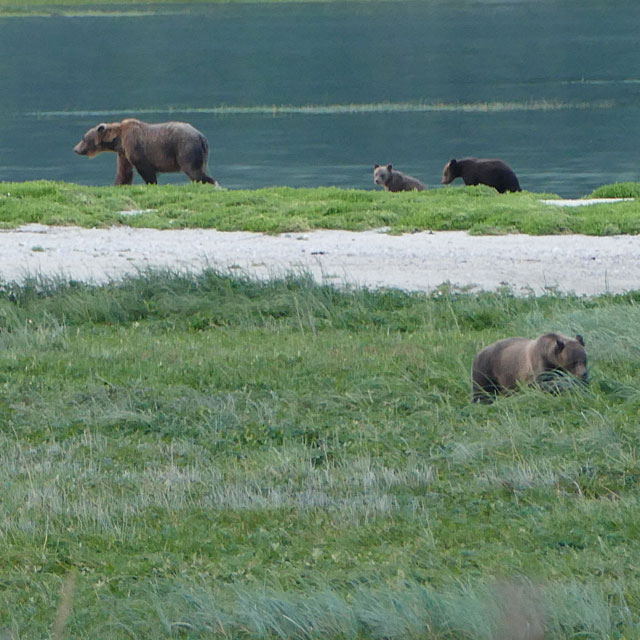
[472,333,588,403]
[74,118,218,186]
[373,164,426,192]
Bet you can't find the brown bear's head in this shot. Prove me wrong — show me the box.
[549,333,589,383]
[373,163,393,187]
[73,123,122,157]
[441,158,459,184]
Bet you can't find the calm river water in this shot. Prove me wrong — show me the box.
[1,1,639,197]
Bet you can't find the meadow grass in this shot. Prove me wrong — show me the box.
[2,180,640,235]
[0,269,639,637]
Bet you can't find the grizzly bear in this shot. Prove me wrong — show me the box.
[73,118,218,186]
[441,157,521,193]
[373,164,426,192]
[472,333,588,403]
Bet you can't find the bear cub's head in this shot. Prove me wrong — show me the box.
[441,158,460,185]
[74,123,122,157]
[546,333,589,383]
[373,164,393,187]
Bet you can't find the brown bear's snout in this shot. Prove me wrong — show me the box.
[73,138,100,158]
[568,362,589,385]
[73,141,88,156]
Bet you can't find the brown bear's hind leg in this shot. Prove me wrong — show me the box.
[471,370,501,404]
[181,139,218,185]
[134,160,158,185]
[185,167,219,186]
[115,155,134,185]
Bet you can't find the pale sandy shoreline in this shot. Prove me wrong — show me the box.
[2,224,639,296]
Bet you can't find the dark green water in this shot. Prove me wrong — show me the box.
[1,1,639,196]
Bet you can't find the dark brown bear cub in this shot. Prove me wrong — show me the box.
[442,157,521,193]
[373,164,426,192]
[472,333,588,403]
[74,118,218,186]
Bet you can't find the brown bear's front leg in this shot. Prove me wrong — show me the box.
[115,154,134,185]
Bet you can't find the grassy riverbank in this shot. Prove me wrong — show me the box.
[1,180,640,235]
[0,270,639,637]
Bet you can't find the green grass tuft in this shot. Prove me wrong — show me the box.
[588,181,640,199]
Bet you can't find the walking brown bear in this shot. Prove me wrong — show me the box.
[442,157,521,193]
[73,118,218,186]
[472,332,588,403]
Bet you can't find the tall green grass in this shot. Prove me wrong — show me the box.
[0,269,639,637]
[589,182,640,199]
[2,180,640,235]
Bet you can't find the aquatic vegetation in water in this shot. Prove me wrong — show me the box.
[29,98,616,118]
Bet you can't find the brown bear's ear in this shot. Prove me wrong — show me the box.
[449,158,456,165]
[576,334,585,346]
[387,164,393,171]
[102,125,121,144]
[374,164,379,169]
[555,338,566,353]
[97,124,106,134]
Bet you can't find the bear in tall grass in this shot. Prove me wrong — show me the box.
[73,118,218,186]
[441,157,521,193]
[373,164,426,192]
[472,332,588,403]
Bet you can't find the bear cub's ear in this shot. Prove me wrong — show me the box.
[555,338,566,353]
[576,334,585,346]
[386,164,393,171]
[97,124,106,134]
[374,164,379,169]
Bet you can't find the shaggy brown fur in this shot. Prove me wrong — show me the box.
[472,333,588,403]
[73,118,218,186]
[373,164,426,192]
[441,157,521,193]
